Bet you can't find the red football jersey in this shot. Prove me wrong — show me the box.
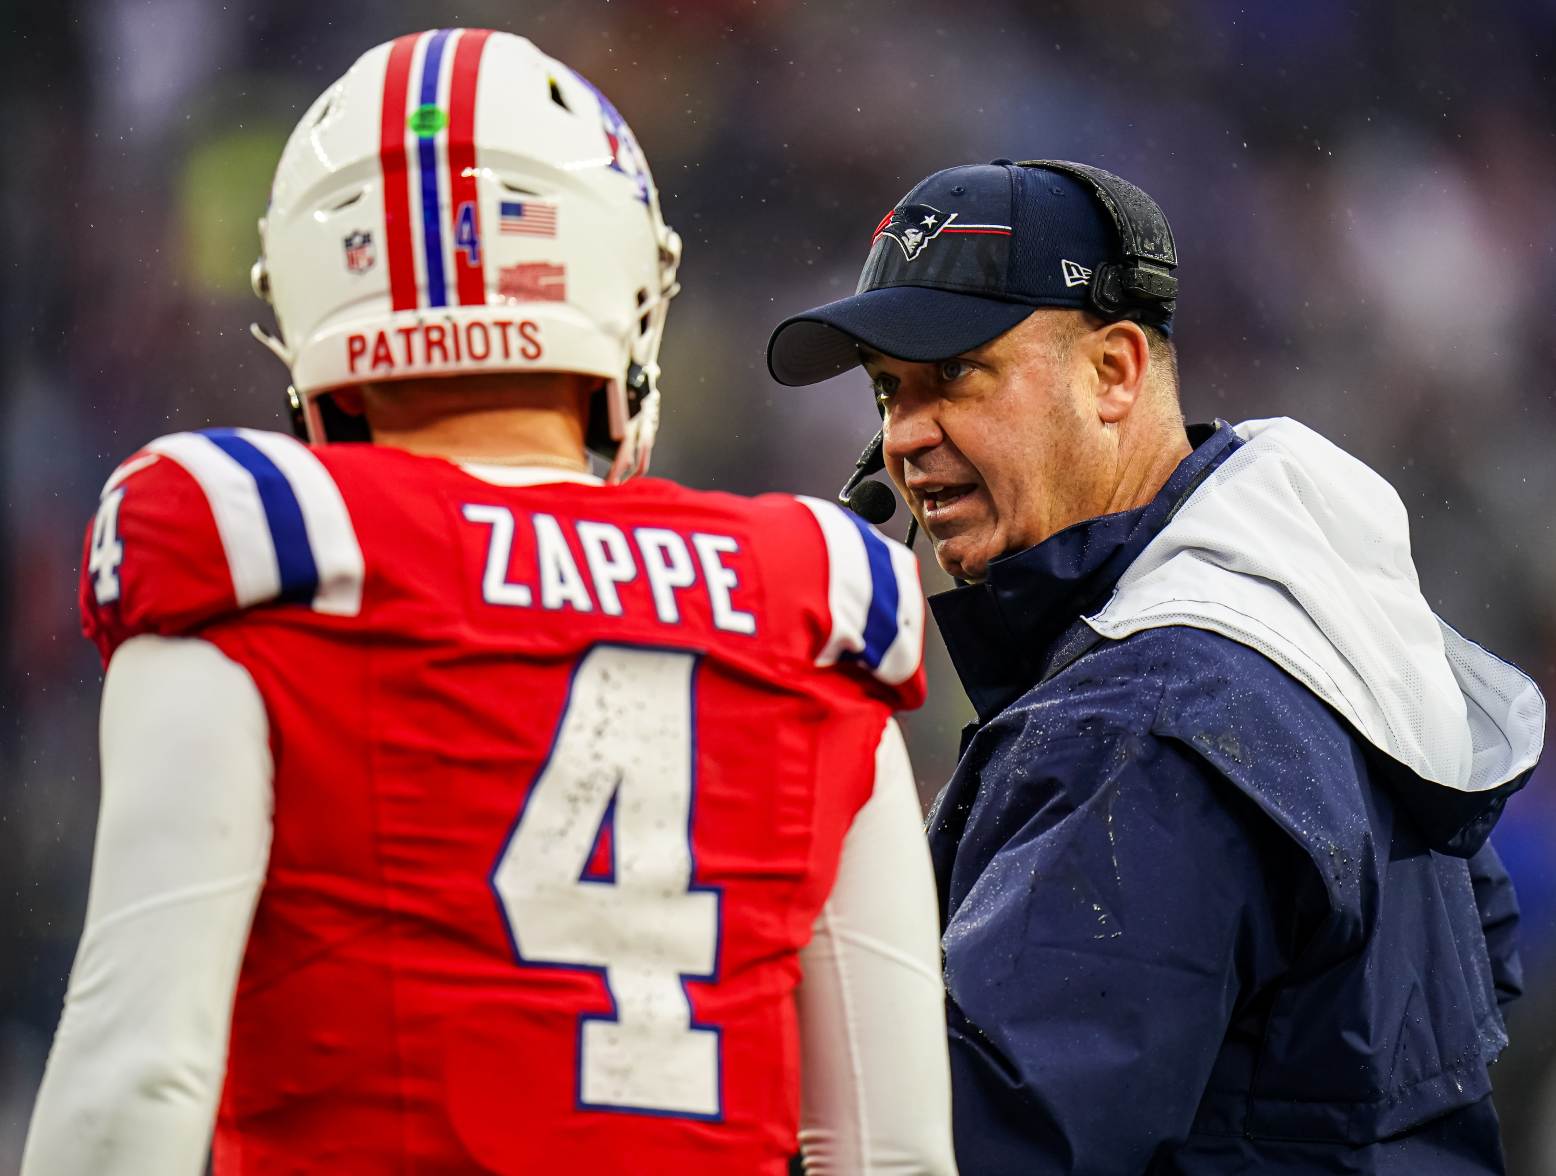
[79,428,925,1175]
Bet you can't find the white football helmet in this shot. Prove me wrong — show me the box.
[251,28,682,481]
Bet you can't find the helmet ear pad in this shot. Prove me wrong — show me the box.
[317,392,373,443]
[1016,159,1178,332]
[291,388,372,444]
[585,383,614,458]
[587,364,648,457]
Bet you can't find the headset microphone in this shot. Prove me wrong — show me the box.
[837,430,919,545]
[846,478,896,525]
[838,431,892,518]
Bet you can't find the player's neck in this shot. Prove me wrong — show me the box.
[362,379,592,470]
[372,407,588,469]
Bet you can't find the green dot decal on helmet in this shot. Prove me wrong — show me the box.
[407,104,447,138]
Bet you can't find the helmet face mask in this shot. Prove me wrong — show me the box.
[251,29,680,480]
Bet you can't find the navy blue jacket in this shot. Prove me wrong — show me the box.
[927,424,1528,1174]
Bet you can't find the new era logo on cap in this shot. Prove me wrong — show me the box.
[1061,259,1092,288]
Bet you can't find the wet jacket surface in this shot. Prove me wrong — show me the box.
[927,422,1538,1174]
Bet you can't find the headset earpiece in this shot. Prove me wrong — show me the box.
[1015,160,1178,331]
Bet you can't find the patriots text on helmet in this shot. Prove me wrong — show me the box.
[346,319,544,375]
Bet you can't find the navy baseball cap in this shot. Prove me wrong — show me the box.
[767,159,1175,387]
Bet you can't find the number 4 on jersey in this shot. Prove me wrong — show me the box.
[89,487,127,605]
[492,645,723,1118]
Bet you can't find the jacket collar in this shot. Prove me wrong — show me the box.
[930,422,1238,723]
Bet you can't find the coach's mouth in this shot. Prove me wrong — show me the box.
[909,481,981,529]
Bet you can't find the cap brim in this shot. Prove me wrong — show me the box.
[766,285,1035,387]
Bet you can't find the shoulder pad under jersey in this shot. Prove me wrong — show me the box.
[794,495,926,709]
[80,428,364,663]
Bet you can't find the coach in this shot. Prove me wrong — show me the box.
[767,160,1546,1173]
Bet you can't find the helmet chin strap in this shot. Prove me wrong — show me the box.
[607,384,660,483]
[250,321,292,366]
[286,387,309,441]
[607,227,679,484]
[249,254,294,368]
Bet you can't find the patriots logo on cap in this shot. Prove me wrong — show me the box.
[874,203,958,262]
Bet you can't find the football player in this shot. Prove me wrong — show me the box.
[23,30,955,1176]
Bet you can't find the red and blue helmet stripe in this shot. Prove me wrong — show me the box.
[378,29,492,312]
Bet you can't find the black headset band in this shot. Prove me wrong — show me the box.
[1013,159,1178,328]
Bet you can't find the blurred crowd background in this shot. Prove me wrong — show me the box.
[4,0,1555,1169]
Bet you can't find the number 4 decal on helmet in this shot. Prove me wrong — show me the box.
[455,201,481,267]
[492,644,723,1119]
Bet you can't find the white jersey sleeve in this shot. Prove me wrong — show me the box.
[796,496,925,688]
[22,635,274,1176]
[796,719,958,1175]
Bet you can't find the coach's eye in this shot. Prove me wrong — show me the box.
[937,358,970,383]
[870,371,898,407]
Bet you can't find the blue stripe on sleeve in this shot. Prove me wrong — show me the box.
[418,29,452,308]
[203,430,318,603]
[842,509,900,670]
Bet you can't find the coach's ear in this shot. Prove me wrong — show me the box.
[1088,319,1150,425]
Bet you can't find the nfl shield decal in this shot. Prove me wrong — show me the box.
[344,231,376,274]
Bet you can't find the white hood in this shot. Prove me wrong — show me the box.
[1086,418,1545,795]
